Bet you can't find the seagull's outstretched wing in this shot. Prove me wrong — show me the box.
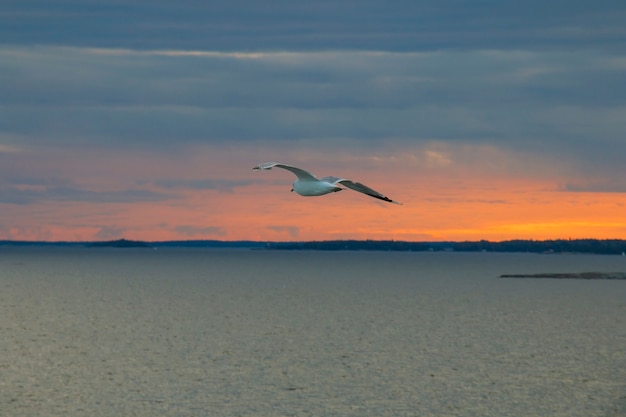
[253,162,318,181]
[324,177,401,204]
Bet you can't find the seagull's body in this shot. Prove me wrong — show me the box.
[253,162,401,204]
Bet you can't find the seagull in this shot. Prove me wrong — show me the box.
[253,162,401,204]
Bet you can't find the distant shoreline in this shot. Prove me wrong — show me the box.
[2,238,626,255]
[501,272,626,280]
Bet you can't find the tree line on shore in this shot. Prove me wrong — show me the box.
[265,239,626,254]
[3,238,626,255]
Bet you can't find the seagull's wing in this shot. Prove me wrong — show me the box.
[253,162,318,181]
[333,178,402,205]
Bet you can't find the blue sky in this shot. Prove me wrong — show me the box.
[1,1,626,240]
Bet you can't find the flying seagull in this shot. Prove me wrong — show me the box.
[253,162,401,204]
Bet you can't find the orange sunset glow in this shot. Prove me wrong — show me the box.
[2,143,625,242]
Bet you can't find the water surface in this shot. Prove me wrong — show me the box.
[1,249,625,416]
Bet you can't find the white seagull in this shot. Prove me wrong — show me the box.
[253,162,402,204]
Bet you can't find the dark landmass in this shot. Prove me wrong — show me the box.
[500,272,626,280]
[265,239,626,255]
[0,239,267,249]
[2,238,626,255]
[87,239,151,248]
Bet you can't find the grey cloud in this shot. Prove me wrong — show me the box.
[1,1,624,51]
[1,2,625,183]
[1,45,625,188]
[562,181,626,193]
[268,225,300,238]
[175,225,226,237]
[57,187,170,203]
[154,178,254,192]
[5,47,623,112]
[94,226,125,240]
[3,48,624,147]
[0,179,172,204]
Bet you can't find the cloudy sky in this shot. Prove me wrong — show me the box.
[2,1,626,241]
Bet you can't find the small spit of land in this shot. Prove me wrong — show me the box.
[501,272,626,280]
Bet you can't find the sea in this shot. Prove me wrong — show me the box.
[1,248,625,416]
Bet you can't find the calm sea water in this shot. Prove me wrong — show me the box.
[1,248,625,416]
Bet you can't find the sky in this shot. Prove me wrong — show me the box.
[1,0,626,242]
